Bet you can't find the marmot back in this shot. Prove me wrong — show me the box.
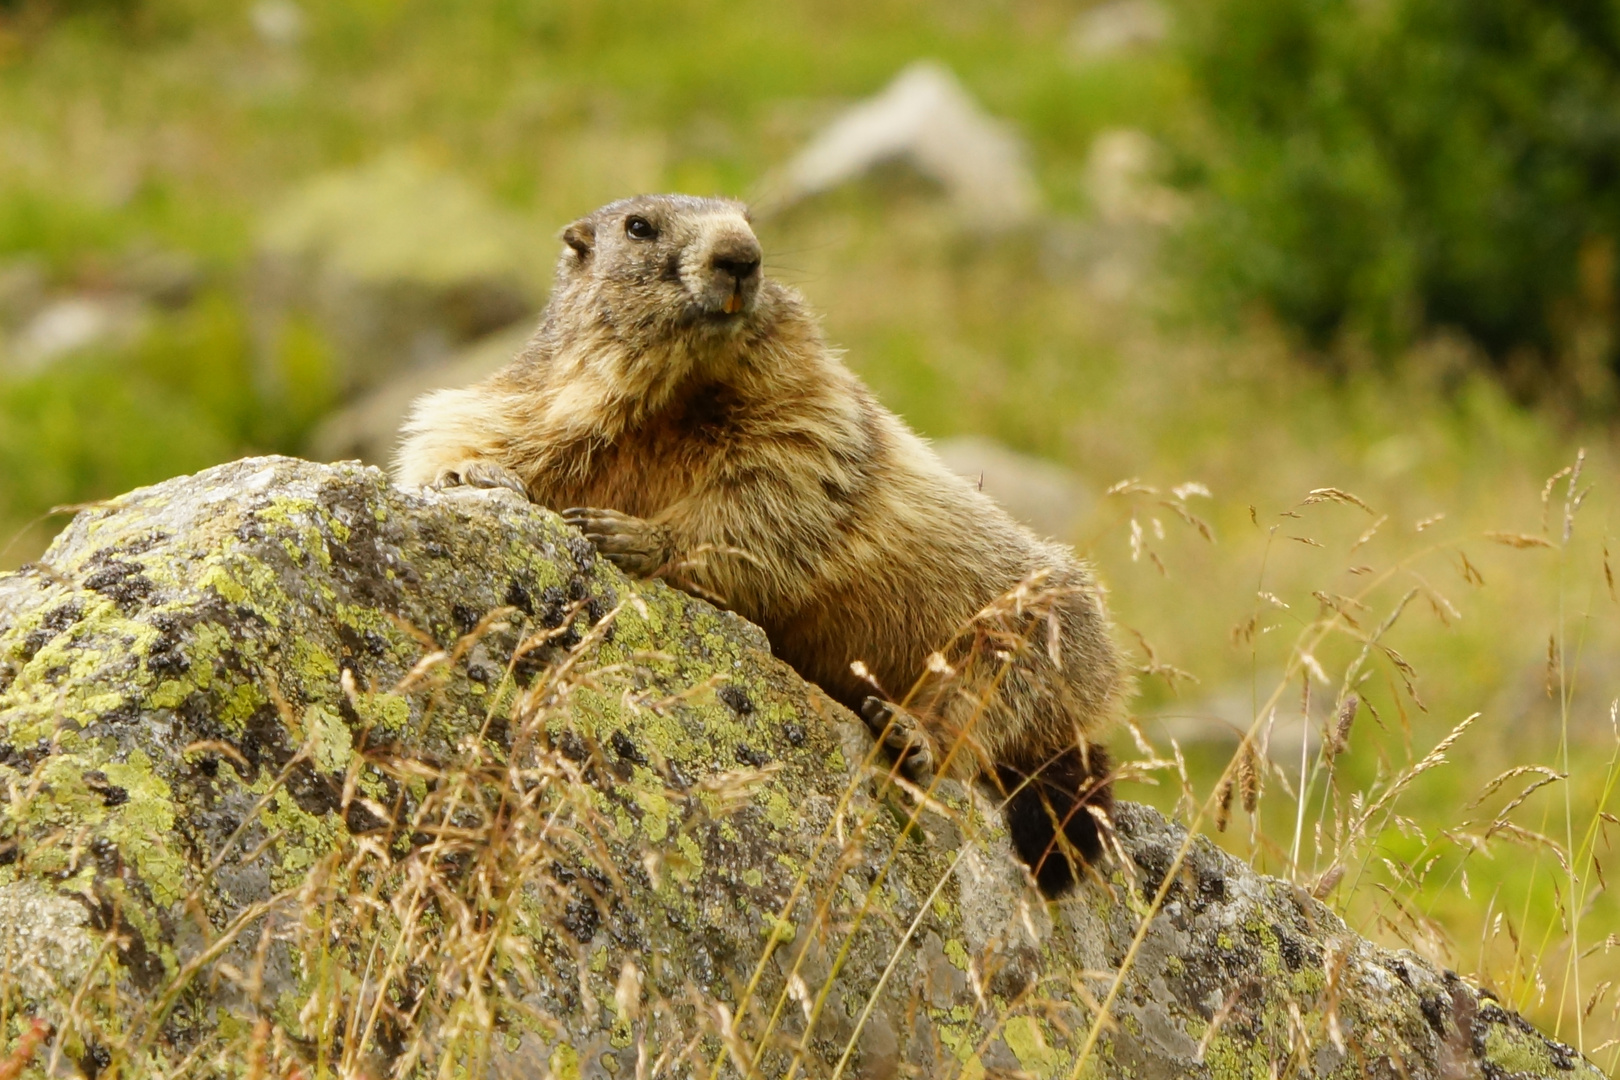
[395,194,1128,895]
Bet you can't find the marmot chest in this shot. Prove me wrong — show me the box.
[551,383,742,518]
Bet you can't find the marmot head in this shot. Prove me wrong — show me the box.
[552,194,771,339]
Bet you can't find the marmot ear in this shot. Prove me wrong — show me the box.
[562,221,595,262]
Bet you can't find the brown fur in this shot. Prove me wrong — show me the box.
[395,194,1128,893]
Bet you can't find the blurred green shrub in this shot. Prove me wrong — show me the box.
[1175,0,1620,407]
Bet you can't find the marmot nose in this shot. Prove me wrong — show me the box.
[710,238,762,283]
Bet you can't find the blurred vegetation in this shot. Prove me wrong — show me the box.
[1174,0,1620,409]
[1,0,1619,1063]
[0,0,1176,538]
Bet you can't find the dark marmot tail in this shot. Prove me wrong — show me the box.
[394,193,1129,895]
[996,745,1114,895]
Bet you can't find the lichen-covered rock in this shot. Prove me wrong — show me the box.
[0,457,1600,1079]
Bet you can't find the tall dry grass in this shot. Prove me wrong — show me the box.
[1097,450,1620,1073]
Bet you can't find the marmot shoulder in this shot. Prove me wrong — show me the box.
[395,193,1129,895]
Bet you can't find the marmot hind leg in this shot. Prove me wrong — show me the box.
[994,741,1114,897]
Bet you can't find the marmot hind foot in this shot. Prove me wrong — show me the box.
[860,696,937,782]
[562,507,674,578]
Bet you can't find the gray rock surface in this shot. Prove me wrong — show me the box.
[0,458,1599,1079]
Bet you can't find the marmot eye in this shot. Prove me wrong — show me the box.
[625,216,657,241]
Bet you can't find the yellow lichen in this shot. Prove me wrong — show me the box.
[1003,1015,1058,1078]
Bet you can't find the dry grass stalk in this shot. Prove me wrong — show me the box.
[1327,694,1359,759]
[1303,488,1377,515]
[1238,737,1261,814]
[1487,531,1558,549]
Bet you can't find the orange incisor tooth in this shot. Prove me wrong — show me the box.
[724,292,742,314]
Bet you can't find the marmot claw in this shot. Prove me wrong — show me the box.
[435,461,529,498]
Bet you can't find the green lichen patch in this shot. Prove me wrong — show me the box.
[1485,1022,1559,1076]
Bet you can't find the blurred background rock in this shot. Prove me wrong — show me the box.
[255,153,542,399]
[2,0,1619,1055]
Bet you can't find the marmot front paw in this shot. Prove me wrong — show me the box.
[433,461,530,497]
[562,507,673,577]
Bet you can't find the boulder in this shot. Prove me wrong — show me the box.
[306,323,532,467]
[757,62,1039,231]
[0,458,1599,1079]
[1069,0,1170,60]
[931,435,1093,540]
[255,156,541,399]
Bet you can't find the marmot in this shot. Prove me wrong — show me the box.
[394,194,1127,895]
